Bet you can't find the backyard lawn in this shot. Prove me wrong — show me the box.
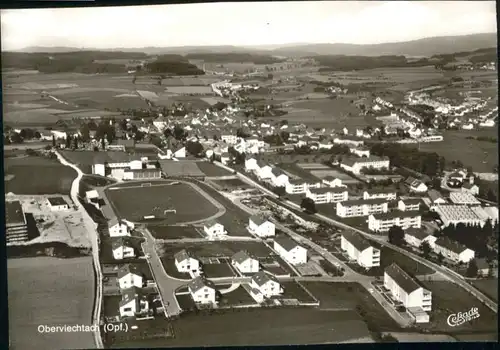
[470,278,498,302]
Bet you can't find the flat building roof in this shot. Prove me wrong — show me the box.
[5,201,26,226]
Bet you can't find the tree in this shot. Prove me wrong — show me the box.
[388,226,405,246]
[437,252,444,264]
[186,141,204,157]
[52,135,56,147]
[466,259,478,277]
[80,124,90,142]
[101,137,106,150]
[300,197,317,214]
[173,125,187,141]
[420,241,432,257]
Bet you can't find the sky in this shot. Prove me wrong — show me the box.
[1,1,497,50]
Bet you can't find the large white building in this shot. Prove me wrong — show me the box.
[203,221,227,239]
[362,189,397,201]
[232,251,260,274]
[433,205,486,227]
[433,237,475,264]
[250,271,283,298]
[368,210,422,232]
[404,228,437,248]
[285,179,321,194]
[305,187,348,204]
[449,192,481,206]
[398,199,421,212]
[384,264,432,322]
[341,231,381,268]
[338,156,390,175]
[174,249,201,275]
[248,215,275,237]
[336,199,389,218]
[273,236,308,265]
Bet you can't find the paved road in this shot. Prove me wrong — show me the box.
[140,227,186,317]
[55,151,104,349]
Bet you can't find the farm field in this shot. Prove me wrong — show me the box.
[301,282,401,332]
[147,225,202,239]
[280,281,317,303]
[413,129,498,173]
[420,281,498,334]
[8,257,95,350]
[4,155,77,194]
[470,279,498,302]
[105,181,220,224]
[197,162,234,177]
[116,307,373,347]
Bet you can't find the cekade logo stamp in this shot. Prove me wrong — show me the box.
[447,307,480,327]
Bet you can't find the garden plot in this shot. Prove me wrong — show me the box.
[296,163,331,170]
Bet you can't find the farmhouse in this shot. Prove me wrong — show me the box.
[119,287,150,318]
[336,198,389,218]
[322,176,344,188]
[5,200,29,244]
[231,251,260,274]
[449,192,481,205]
[340,231,380,269]
[109,218,134,237]
[338,156,390,175]
[250,271,283,298]
[203,221,227,239]
[285,179,321,194]
[404,228,437,248]
[248,215,275,237]
[384,263,432,314]
[427,190,447,205]
[433,205,485,227]
[405,177,428,193]
[46,197,69,211]
[117,264,143,290]
[433,237,475,264]
[111,237,136,260]
[273,236,308,265]
[174,249,201,275]
[188,276,217,304]
[362,189,397,201]
[305,187,348,204]
[398,199,421,212]
[368,210,422,232]
[123,168,162,180]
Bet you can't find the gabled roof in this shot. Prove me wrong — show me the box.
[399,198,421,206]
[274,236,303,252]
[174,249,197,263]
[119,287,142,307]
[251,271,279,286]
[188,276,216,293]
[271,167,285,177]
[204,220,222,228]
[435,237,471,254]
[117,264,141,279]
[404,228,434,241]
[341,231,372,252]
[111,237,134,250]
[427,189,445,202]
[385,263,423,294]
[232,250,256,264]
[249,214,269,226]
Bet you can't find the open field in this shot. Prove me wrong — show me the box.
[413,129,498,173]
[309,169,361,184]
[164,86,213,94]
[8,257,95,350]
[197,162,234,177]
[118,307,373,347]
[280,281,317,303]
[420,281,498,334]
[105,182,219,224]
[147,225,202,239]
[159,160,206,177]
[203,263,236,278]
[218,285,256,307]
[301,282,401,332]
[4,156,77,194]
[470,279,498,302]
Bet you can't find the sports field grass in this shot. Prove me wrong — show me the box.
[8,257,95,350]
[301,282,401,332]
[105,182,219,223]
[116,307,373,347]
[4,156,77,194]
[470,278,498,302]
[147,225,202,239]
[420,281,498,334]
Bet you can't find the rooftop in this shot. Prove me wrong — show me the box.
[274,236,303,252]
[405,228,433,240]
[372,210,421,221]
[188,276,216,293]
[385,263,423,294]
[249,214,270,226]
[340,198,388,207]
[252,271,279,286]
[5,200,26,226]
[341,231,373,252]
[47,196,68,207]
[232,250,255,264]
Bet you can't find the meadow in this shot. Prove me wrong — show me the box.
[8,257,95,350]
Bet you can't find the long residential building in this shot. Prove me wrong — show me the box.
[340,231,380,268]
[433,205,486,227]
[285,179,321,194]
[305,187,348,204]
[368,210,421,232]
[384,264,432,322]
[433,237,475,264]
[336,198,389,218]
[363,189,397,201]
[338,156,390,175]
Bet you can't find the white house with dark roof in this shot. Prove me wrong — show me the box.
[111,237,135,260]
[203,221,227,239]
[248,215,275,237]
[273,236,307,265]
[119,287,149,318]
[109,218,134,237]
[461,183,479,196]
[245,157,259,172]
[363,189,397,201]
[117,264,143,290]
[341,231,380,268]
[336,198,389,218]
[384,264,432,321]
[221,131,238,145]
[338,156,390,175]
[433,237,475,264]
[285,179,321,194]
[305,187,348,204]
[231,251,260,274]
[46,197,69,211]
[398,199,421,212]
[174,249,201,275]
[188,277,217,304]
[349,146,371,158]
[322,176,344,188]
[406,177,428,193]
[250,271,283,298]
[404,228,437,248]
